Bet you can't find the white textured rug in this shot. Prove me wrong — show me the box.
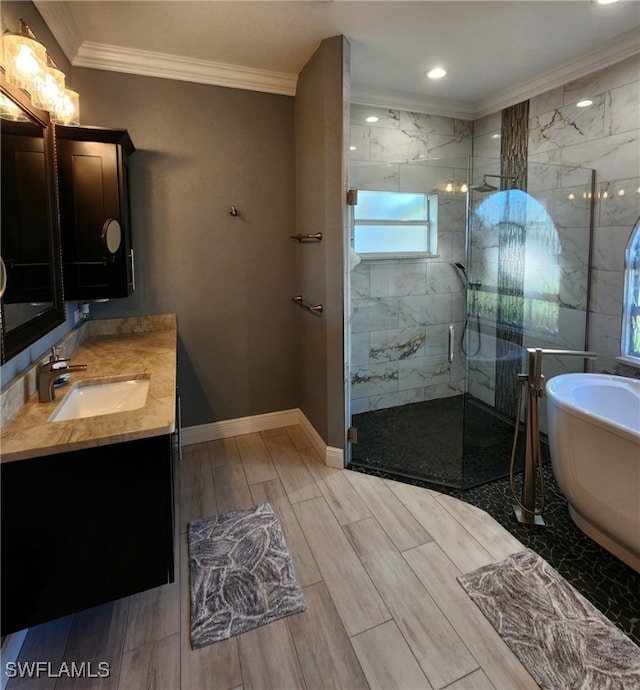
[188,503,306,649]
[458,549,640,690]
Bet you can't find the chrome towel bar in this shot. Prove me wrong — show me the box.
[291,233,323,242]
[291,295,324,316]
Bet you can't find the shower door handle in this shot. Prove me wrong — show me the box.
[448,324,455,363]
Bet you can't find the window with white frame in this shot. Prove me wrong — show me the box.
[353,190,437,258]
[621,216,640,363]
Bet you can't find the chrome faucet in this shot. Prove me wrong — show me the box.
[38,347,87,403]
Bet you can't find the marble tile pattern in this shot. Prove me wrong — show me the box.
[349,106,472,412]
[527,54,639,375]
[0,314,177,462]
[188,503,307,649]
[458,548,640,690]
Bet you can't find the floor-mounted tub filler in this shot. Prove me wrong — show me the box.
[546,373,640,573]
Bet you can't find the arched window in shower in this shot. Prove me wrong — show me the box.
[471,189,561,338]
[621,216,640,364]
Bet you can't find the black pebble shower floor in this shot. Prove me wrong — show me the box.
[349,398,640,646]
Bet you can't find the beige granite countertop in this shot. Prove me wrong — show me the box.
[0,315,177,463]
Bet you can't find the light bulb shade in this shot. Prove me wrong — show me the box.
[0,93,30,121]
[0,15,5,70]
[31,64,66,111]
[3,33,46,92]
[51,87,80,126]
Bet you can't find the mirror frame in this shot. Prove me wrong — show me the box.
[1,72,65,363]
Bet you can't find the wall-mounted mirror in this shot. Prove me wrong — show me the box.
[102,218,122,255]
[1,74,65,364]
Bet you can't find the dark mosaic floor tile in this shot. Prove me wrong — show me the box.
[351,395,534,489]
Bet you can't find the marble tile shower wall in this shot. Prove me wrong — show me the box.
[527,54,640,375]
[349,105,473,413]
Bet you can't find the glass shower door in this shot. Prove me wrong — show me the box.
[461,156,594,487]
[348,157,469,488]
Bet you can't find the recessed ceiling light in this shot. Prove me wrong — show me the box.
[595,0,619,5]
[365,115,379,123]
[349,145,357,151]
[491,134,501,139]
[426,66,447,80]
[576,99,593,108]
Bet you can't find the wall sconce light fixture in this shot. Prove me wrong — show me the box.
[3,19,80,125]
[444,181,469,194]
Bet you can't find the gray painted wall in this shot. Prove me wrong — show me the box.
[69,68,299,427]
[1,5,350,446]
[295,36,348,449]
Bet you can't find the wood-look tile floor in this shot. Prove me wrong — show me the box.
[8,426,540,690]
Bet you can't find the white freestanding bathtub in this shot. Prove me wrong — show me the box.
[546,373,640,572]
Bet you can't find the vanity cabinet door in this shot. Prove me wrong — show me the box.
[1,128,52,304]
[56,126,135,300]
[0,434,174,636]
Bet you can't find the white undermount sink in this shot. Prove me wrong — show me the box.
[49,375,150,422]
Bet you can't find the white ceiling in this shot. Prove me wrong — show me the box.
[36,1,640,118]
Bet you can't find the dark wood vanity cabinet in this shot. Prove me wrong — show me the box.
[0,434,174,636]
[1,122,54,304]
[55,126,135,300]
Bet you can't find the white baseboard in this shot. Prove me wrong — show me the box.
[182,408,345,468]
[295,410,344,468]
[325,445,344,469]
[1,629,28,690]
[181,409,299,446]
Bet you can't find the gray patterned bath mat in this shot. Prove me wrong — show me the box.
[188,503,306,649]
[458,548,640,690]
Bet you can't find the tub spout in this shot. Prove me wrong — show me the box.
[525,348,598,396]
[513,348,598,527]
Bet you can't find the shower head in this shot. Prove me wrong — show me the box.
[471,181,498,193]
[471,174,518,193]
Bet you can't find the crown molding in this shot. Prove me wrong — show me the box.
[33,0,82,62]
[351,87,475,120]
[355,27,639,121]
[73,42,298,97]
[473,28,640,119]
[33,3,638,113]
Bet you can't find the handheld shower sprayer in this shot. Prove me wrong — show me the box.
[452,262,482,357]
[453,262,480,290]
[453,261,468,282]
